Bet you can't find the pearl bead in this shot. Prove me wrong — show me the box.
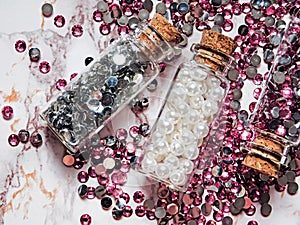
[177,68,193,83]
[170,141,185,156]
[207,86,225,100]
[176,102,190,115]
[164,154,180,169]
[179,159,194,174]
[153,141,170,162]
[193,122,209,138]
[141,156,157,173]
[193,66,208,81]
[165,110,180,123]
[155,163,170,179]
[157,120,174,135]
[181,128,196,145]
[189,95,205,110]
[186,81,202,96]
[202,100,218,116]
[183,144,199,160]
[169,170,186,186]
[206,76,221,89]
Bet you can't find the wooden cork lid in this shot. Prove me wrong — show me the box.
[200,30,237,55]
[149,14,183,45]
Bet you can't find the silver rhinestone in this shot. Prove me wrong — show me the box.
[182,23,193,36]
[271,107,280,118]
[156,3,167,14]
[273,71,285,84]
[287,33,298,44]
[251,8,262,19]
[250,54,261,66]
[117,15,129,26]
[97,1,108,12]
[128,17,139,30]
[230,100,240,110]
[233,89,242,100]
[276,20,286,30]
[264,49,274,62]
[155,207,166,218]
[214,14,224,25]
[228,69,239,81]
[269,34,282,46]
[42,3,53,17]
[278,55,291,65]
[103,12,113,24]
[211,25,222,33]
[246,66,257,78]
[138,9,150,21]
[265,16,275,27]
[288,126,298,136]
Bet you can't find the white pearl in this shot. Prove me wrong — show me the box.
[155,163,170,179]
[151,131,164,142]
[165,110,180,123]
[153,140,170,162]
[193,122,209,138]
[177,68,192,83]
[192,66,208,81]
[141,155,157,173]
[186,81,201,96]
[189,95,204,110]
[181,128,196,145]
[202,100,218,117]
[169,170,186,186]
[179,158,194,174]
[183,144,199,160]
[176,102,190,115]
[157,120,174,135]
[169,83,187,102]
[207,86,225,100]
[206,76,221,89]
[170,141,185,156]
[164,154,180,169]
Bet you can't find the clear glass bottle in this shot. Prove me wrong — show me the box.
[40,14,182,154]
[138,30,237,191]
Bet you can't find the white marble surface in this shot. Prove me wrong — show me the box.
[0,1,299,225]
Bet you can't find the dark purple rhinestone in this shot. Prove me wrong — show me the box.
[112,207,123,220]
[80,214,91,225]
[30,131,43,147]
[8,134,20,147]
[135,205,146,217]
[133,191,145,203]
[77,171,89,183]
[78,184,88,198]
[123,205,133,217]
[101,196,113,210]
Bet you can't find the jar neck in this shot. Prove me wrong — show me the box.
[135,24,176,63]
[191,43,235,75]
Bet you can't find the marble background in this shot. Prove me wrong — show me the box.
[0,0,299,225]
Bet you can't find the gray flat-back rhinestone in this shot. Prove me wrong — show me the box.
[97,1,108,12]
[233,89,242,100]
[42,3,53,17]
[285,171,296,182]
[264,49,274,62]
[143,0,153,12]
[276,20,286,30]
[252,8,262,19]
[273,71,285,84]
[269,34,282,46]
[287,182,298,195]
[228,69,239,81]
[214,14,224,25]
[265,16,275,27]
[103,12,113,24]
[128,17,139,30]
[156,2,167,14]
[155,207,166,218]
[117,15,129,26]
[250,54,261,66]
[211,25,222,33]
[138,9,150,21]
[246,66,257,78]
[181,23,193,36]
[261,203,272,217]
[230,100,240,111]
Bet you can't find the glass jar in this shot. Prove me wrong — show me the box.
[40,14,182,154]
[138,30,237,191]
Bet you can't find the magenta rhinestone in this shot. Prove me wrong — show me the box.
[80,214,92,225]
[244,204,256,216]
[222,19,233,32]
[146,209,156,220]
[126,142,136,156]
[88,166,97,178]
[72,24,83,37]
[93,10,102,22]
[99,23,111,35]
[54,15,65,28]
[253,88,261,99]
[106,183,116,195]
[213,211,224,222]
[206,220,217,225]
[117,26,129,35]
[8,134,20,147]
[78,171,89,183]
[2,106,13,120]
[55,79,67,91]
[275,125,286,136]
[120,192,130,203]
[97,172,109,185]
[240,130,252,141]
[111,171,127,185]
[129,126,139,138]
[116,128,128,140]
[281,87,293,98]
[123,205,133,217]
[133,191,145,203]
[135,205,146,217]
[15,40,26,53]
[247,220,258,225]
[198,215,206,225]
[112,187,123,198]
[87,186,96,199]
[39,61,51,74]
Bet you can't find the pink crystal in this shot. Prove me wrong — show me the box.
[87,186,95,199]
[129,126,139,138]
[123,205,133,217]
[116,128,128,140]
[133,191,145,203]
[39,61,51,74]
[281,87,293,98]
[80,214,91,225]
[54,15,65,28]
[240,130,252,141]
[253,88,261,99]
[15,40,26,53]
[247,220,259,225]
[72,24,83,37]
[55,79,67,91]
[70,72,78,81]
[77,171,89,183]
[8,134,20,147]
[135,205,146,217]
[111,171,127,185]
[93,10,102,22]
[275,125,286,136]
[2,106,13,120]
[99,23,111,35]
[223,19,233,32]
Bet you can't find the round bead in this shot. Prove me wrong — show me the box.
[155,163,170,179]
[138,9,149,21]
[141,155,157,172]
[18,130,30,143]
[250,54,261,66]
[179,159,194,174]
[193,122,209,138]
[2,106,13,120]
[214,14,224,25]
[29,48,41,62]
[42,3,53,17]
[169,170,186,186]
[164,154,180,169]
[156,3,167,14]
[170,141,185,156]
[97,1,108,12]
[103,157,115,170]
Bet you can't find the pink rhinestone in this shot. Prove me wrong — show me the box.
[126,142,136,156]
[95,165,106,175]
[198,215,206,225]
[97,172,109,185]
[232,3,242,15]
[8,134,20,147]
[253,88,261,99]
[116,128,128,140]
[93,10,102,22]
[275,125,286,136]
[129,126,139,138]
[72,24,83,37]
[80,214,91,225]
[123,205,133,217]
[106,183,116,195]
[70,72,78,81]
[117,26,129,35]
[15,40,26,53]
[205,194,216,204]
[2,106,13,120]
[88,166,97,178]
[39,61,51,74]
[78,171,89,183]
[87,186,95,199]
[206,220,217,225]
[249,102,256,113]
[222,19,233,32]
[146,210,156,220]
[253,74,263,85]
[247,220,258,225]
[54,15,65,28]
[213,211,224,222]
[99,23,111,35]
[120,160,130,173]
[279,108,291,119]
[111,171,127,185]
[55,79,67,91]
[281,87,293,98]
[135,205,146,217]
[112,187,123,198]
[133,191,145,203]
[244,204,256,216]
[240,130,252,141]
[120,192,130,203]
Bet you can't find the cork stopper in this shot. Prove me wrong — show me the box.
[149,14,183,44]
[200,30,237,55]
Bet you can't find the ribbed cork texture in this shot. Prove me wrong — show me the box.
[200,30,237,55]
[149,14,183,44]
